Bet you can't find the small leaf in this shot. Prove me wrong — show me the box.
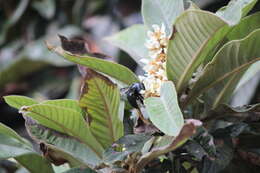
[20,103,104,158]
[4,95,38,109]
[48,44,139,85]
[187,29,260,105]
[105,24,149,66]
[79,69,123,149]
[103,134,152,165]
[145,81,184,136]
[142,0,184,36]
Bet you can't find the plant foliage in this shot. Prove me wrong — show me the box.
[2,0,260,172]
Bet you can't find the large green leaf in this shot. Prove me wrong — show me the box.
[166,0,257,93]
[144,81,184,136]
[227,12,260,40]
[48,44,138,85]
[19,103,104,158]
[0,123,54,173]
[79,69,123,149]
[105,24,149,66]
[26,121,102,168]
[142,0,184,36]
[187,29,260,105]
[166,10,229,92]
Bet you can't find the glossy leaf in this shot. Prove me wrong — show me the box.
[105,24,149,66]
[79,69,123,149]
[145,81,184,136]
[187,29,260,105]
[142,0,184,36]
[19,103,104,158]
[48,44,138,85]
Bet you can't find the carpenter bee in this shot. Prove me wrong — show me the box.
[121,82,149,124]
[124,82,145,109]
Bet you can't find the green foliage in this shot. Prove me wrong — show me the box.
[0,123,54,173]
[105,25,149,66]
[145,81,184,136]
[2,0,260,172]
[79,69,123,149]
[142,0,184,36]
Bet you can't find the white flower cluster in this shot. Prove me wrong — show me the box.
[139,24,169,97]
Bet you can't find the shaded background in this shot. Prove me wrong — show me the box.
[0,0,259,142]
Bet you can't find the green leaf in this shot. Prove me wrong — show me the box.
[20,103,104,158]
[145,81,184,136]
[48,44,138,85]
[0,122,31,147]
[142,0,184,36]
[187,29,260,105]
[15,154,54,173]
[227,12,260,40]
[166,0,257,93]
[79,69,123,149]
[206,70,246,109]
[4,95,38,109]
[0,123,54,173]
[216,0,257,25]
[0,134,33,159]
[42,99,85,116]
[26,121,102,168]
[166,10,230,92]
[105,24,149,66]
[234,61,260,92]
[103,134,152,165]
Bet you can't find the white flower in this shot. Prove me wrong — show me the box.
[140,23,169,97]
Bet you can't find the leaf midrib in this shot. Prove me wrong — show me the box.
[176,15,227,91]
[93,78,116,143]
